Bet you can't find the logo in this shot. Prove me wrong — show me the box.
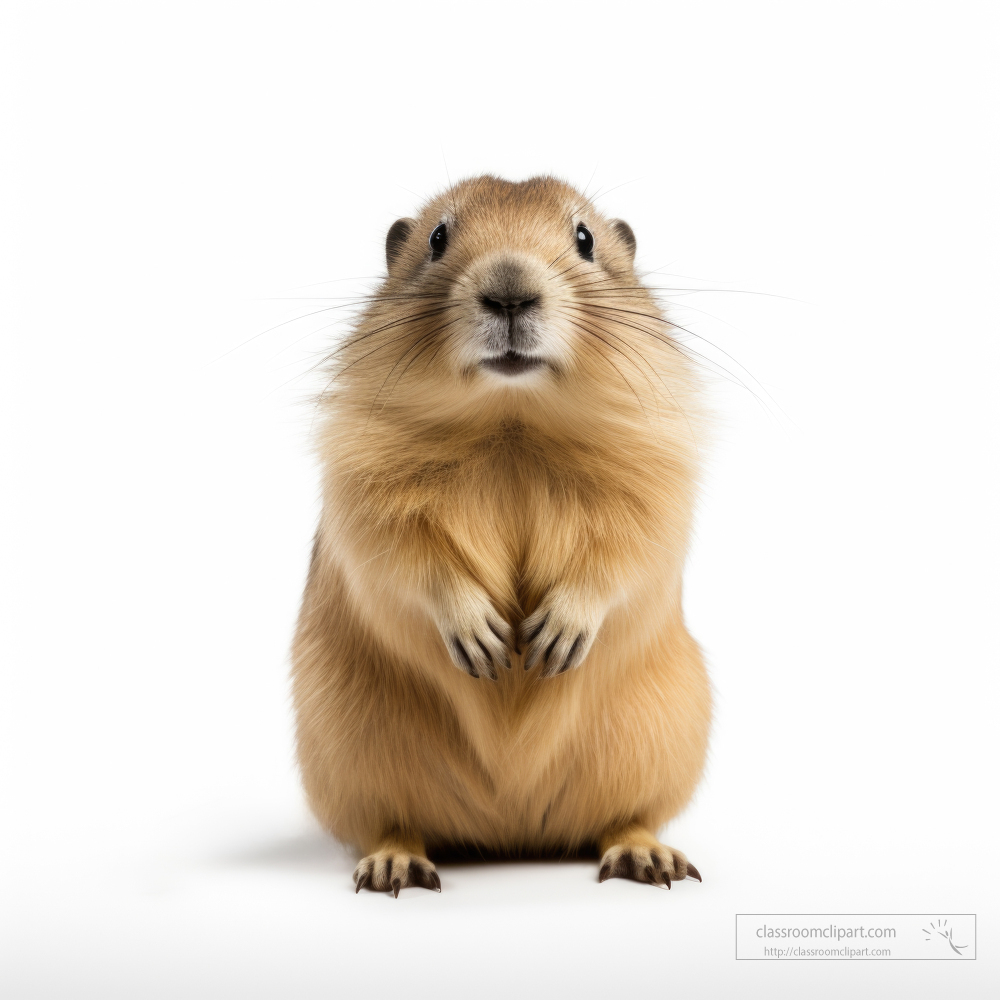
[922,918,968,956]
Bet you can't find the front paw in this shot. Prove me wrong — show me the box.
[519,588,604,677]
[434,583,514,681]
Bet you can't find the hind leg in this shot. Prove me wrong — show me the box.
[598,822,702,889]
[353,830,442,897]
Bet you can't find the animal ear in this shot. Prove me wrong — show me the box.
[610,219,636,261]
[385,217,416,270]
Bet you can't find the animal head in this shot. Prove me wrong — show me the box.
[331,176,692,433]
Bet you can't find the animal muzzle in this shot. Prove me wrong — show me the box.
[477,258,543,355]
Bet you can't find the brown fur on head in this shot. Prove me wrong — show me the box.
[293,176,711,891]
[330,175,697,438]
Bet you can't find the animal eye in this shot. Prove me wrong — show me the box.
[575,224,594,262]
[429,223,448,261]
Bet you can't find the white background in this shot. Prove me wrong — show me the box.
[2,2,997,997]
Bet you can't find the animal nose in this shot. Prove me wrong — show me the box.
[480,294,540,316]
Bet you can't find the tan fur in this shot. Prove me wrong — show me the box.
[291,176,711,891]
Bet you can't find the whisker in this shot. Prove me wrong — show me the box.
[375,323,460,417]
[579,164,600,202]
[557,308,698,435]
[323,308,453,389]
[252,292,441,303]
[547,245,575,269]
[549,257,592,282]
[326,305,453,360]
[575,285,788,298]
[367,318,461,420]
[640,268,802,303]
[566,279,788,419]
[558,308,661,394]
[588,178,639,203]
[572,311,760,408]
[209,304,351,363]
[561,317,654,430]
[275,274,387,293]
[578,302,779,412]
[561,301,743,396]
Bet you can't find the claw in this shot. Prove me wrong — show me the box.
[599,844,693,889]
[474,638,495,674]
[451,639,477,678]
[355,853,440,897]
[559,633,585,673]
[543,634,561,664]
[522,614,548,646]
[487,619,510,644]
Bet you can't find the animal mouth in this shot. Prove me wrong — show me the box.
[481,351,545,376]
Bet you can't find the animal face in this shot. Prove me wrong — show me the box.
[385,177,637,382]
[335,176,686,429]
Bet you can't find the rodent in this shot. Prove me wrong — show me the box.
[291,175,711,894]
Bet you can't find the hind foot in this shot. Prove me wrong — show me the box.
[354,848,441,897]
[598,825,702,889]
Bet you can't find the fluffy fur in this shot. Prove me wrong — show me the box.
[292,176,711,894]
